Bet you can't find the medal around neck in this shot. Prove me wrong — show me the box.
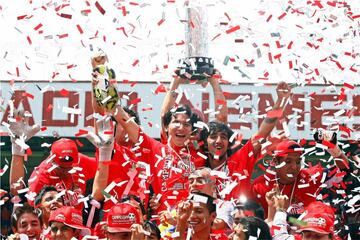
[93,65,119,111]
[176,3,214,81]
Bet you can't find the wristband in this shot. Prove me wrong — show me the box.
[327,145,342,158]
[99,146,113,162]
[12,143,25,157]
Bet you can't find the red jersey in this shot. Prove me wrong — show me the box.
[28,153,96,207]
[137,131,205,212]
[252,165,324,215]
[100,143,148,218]
[215,140,259,200]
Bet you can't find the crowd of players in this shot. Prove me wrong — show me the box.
[1,53,360,240]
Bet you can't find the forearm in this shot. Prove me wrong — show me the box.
[251,97,284,155]
[161,78,180,119]
[10,155,25,196]
[114,106,140,143]
[329,147,349,170]
[92,163,109,201]
[211,82,228,123]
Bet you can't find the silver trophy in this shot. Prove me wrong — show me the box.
[177,2,214,81]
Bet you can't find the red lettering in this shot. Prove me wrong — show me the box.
[311,94,345,129]
[1,91,34,125]
[258,93,305,130]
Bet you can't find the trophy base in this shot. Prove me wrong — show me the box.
[176,57,214,81]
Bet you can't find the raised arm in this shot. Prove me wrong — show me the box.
[7,110,40,196]
[207,70,228,123]
[87,116,114,201]
[113,105,141,144]
[314,128,350,170]
[251,82,291,156]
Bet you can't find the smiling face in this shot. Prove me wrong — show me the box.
[207,131,229,165]
[187,202,216,234]
[167,113,192,147]
[50,222,79,240]
[40,191,64,224]
[189,169,216,197]
[14,213,42,240]
[274,152,302,185]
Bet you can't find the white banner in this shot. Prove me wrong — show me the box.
[0,81,359,140]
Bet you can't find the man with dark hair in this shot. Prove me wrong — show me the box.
[201,82,292,201]
[49,206,90,240]
[253,135,350,217]
[174,192,217,240]
[231,216,272,240]
[233,199,265,224]
[34,185,63,230]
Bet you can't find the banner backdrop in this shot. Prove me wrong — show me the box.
[1,81,359,140]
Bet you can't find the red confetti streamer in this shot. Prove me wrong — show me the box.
[216,99,226,105]
[327,1,336,7]
[122,6,127,16]
[288,60,293,69]
[16,67,19,77]
[41,127,47,131]
[34,23,43,31]
[339,125,352,137]
[278,12,287,20]
[287,41,293,49]
[95,1,106,15]
[59,88,69,96]
[266,14,272,22]
[76,24,83,34]
[27,36,32,45]
[142,107,153,111]
[157,18,165,26]
[26,148,32,156]
[17,15,27,20]
[132,59,139,67]
[224,12,231,21]
[322,140,335,149]
[22,92,34,99]
[129,2,139,5]
[226,25,240,34]
[155,84,166,94]
[148,122,153,127]
[352,15,360,19]
[60,13,72,19]
[130,98,142,105]
[344,83,354,89]
[176,40,185,45]
[211,33,221,41]
[75,129,88,137]
[58,33,68,39]
[25,63,31,70]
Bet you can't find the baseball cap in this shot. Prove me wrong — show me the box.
[274,140,303,157]
[107,202,141,233]
[49,206,90,235]
[51,138,78,167]
[299,212,334,235]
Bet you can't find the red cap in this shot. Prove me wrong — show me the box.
[49,206,90,234]
[51,138,78,167]
[274,140,303,157]
[107,203,141,233]
[93,221,107,238]
[300,212,334,235]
